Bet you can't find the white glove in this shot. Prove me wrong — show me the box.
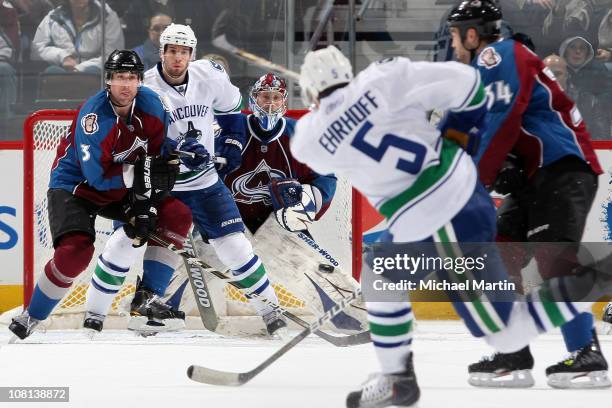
[273,184,320,232]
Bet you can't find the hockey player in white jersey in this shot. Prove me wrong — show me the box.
[292,46,606,408]
[84,24,287,336]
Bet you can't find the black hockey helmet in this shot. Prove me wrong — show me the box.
[104,49,145,81]
[447,0,502,40]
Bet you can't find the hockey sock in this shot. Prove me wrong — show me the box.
[367,301,414,374]
[86,228,146,316]
[141,245,182,296]
[232,255,279,316]
[560,311,594,352]
[29,234,94,320]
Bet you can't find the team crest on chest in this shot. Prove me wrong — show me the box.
[477,47,502,69]
[231,159,287,204]
[81,113,99,135]
[112,136,148,163]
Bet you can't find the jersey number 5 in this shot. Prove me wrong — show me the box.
[351,121,426,175]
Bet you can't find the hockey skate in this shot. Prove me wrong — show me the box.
[83,312,105,333]
[546,332,611,389]
[346,353,420,408]
[263,310,287,336]
[468,346,535,388]
[8,310,40,340]
[128,280,186,335]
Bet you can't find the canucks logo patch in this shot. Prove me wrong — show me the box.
[81,113,99,135]
[477,47,502,69]
[209,59,225,72]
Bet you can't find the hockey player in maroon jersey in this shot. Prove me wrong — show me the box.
[447,0,609,389]
[221,73,337,235]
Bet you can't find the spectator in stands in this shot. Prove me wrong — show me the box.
[542,0,612,55]
[560,35,612,139]
[543,53,569,90]
[0,0,18,120]
[111,0,174,49]
[597,8,612,62]
[8,0,54,59]
[31,0,124,74]
[133,12,170,70]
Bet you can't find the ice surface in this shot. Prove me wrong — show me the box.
[0,321,610,407]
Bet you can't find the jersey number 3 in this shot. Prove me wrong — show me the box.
[351,121,426,175]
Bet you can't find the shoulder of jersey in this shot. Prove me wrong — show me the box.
[284,116,297,136]
[137,85,168,114]
[144,65,159,82]
[477,40,511,70]
[80,89,110,114]
[190,59,228,79]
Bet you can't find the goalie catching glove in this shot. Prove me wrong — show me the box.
[268,178,321,232]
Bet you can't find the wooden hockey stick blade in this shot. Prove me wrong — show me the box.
[187,288,363,386]
[212,34,300,81]
[148,233,370,347]
[183,233,219,332]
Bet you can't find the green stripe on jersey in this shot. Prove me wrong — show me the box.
[213,96,243,114]
[378,139,461,220]
[468,82,486,107]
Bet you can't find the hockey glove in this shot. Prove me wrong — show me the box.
[215,137,243,179]
[493,155,526,196]
[131,155,180,194]
[123,196,158,247]
[269,178,318,232]
[176,137,210,170]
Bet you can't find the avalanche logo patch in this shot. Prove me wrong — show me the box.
[81,113,99,135]
[477,47,502,69]
[231,160,287,205]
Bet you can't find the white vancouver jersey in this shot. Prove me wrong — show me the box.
[144,60,242,190]
[291,57,480,241]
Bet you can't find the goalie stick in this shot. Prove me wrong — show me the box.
[147,232,370,347]
[187,286,362,386]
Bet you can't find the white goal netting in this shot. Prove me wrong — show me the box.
[19,110,358,335]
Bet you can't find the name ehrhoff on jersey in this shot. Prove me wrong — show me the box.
[319,90,379,155]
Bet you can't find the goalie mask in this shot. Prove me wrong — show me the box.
[249,73,288,131]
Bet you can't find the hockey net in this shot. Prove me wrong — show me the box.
[22,109,361,333]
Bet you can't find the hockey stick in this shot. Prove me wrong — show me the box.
[174,149,228,165]
[187,286,362,386]
[212,34,300,81]
[148,232,370,347]
[181,232,219,331]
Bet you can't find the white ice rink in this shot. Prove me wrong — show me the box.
[1,321,610,408]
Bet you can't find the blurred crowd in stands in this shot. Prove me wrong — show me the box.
[1,0,611,139]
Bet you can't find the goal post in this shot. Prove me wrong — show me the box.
[22,109,363,332]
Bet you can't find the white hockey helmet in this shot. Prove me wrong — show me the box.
[160,23,197,60]
[299,46,353,106]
